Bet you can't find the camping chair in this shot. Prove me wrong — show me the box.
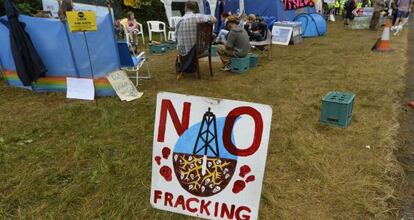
[250,29,272,60]
[117,41,151,86]
[195,22,214,79]
[176,22,214,80]
[147,21,167,42]
[168,16,182,41]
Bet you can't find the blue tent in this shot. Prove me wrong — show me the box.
[294,13,326,37]
[211,0,315,22]
[0,13,120,96]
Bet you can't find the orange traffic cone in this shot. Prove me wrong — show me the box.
[372,19,393,52]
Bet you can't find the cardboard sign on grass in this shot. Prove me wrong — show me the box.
[151,92,272,220]
[272,26,293,46]
[106,70,143,102]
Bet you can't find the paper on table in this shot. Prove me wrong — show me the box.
[106,70,143,101]
[66,77,95,100]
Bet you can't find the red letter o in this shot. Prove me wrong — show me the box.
[223,107,263,157]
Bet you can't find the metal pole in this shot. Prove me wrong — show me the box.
[83,31,95,80]
[63,21,80,78]
[83,31,98,103]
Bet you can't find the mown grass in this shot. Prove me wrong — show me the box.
[0,21,409,219]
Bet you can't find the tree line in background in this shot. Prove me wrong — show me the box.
[0,0,167,23]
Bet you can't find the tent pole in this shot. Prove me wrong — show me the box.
[83,31,95,80]
[63,22,80,78]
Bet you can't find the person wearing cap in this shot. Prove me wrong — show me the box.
[217,15,250,71]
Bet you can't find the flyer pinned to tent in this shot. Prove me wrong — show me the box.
[106,70,143,102]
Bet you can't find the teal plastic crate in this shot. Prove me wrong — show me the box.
[249,53,258,67]
[211,45,218,57]
[165,41,177,50]
[150,44,168,54]
[320,91,356,128]
[231,56,250,73]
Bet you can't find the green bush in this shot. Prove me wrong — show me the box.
[0,0,167,29]
[110,0,167,23]
[0,0,42,16]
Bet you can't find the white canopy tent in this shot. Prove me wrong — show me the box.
[162,0,252,27]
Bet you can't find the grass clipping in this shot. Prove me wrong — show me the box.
[0,22,408,218]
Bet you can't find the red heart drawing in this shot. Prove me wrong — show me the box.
[162,147,171,159]
[155,156,161,166]
[239,165,251,178]
[246,175,256,183]
[232,180,246,194]
[160,166,172,182]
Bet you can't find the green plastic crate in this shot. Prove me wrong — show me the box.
[249,53,258,67]
[211,45,219,57]
[165,41,177,50]
[320,91,356,128]
[150,44,168,54]
[231,56,250,73]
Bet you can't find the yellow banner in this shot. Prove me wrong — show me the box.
[124,0,139,8]
[66,11,97,32]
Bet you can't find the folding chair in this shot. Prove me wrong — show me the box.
[117,41,151,86]
[250,29,272,60]
[195,22,214,79]
[175,22,214,80]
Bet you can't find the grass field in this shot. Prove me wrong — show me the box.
[0,21,410,219]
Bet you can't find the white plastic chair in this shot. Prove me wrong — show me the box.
[147,21,167,42]
[168,16,182,41]
[120,20,145,46]
[135,22,145,45]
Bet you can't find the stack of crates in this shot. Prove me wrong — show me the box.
[320,91,356,128]
[231,56,250,73]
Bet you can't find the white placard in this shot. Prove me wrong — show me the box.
[66,77,95,100]
[151,92,273,220]
[272,26,293,46]
[106,70,143,102]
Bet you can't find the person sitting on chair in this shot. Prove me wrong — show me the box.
[175,1,216,76]
[120,11,141,49]
[249,17,268,41]
[218,15,250,71]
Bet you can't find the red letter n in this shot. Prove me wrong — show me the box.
[157,99,191,142]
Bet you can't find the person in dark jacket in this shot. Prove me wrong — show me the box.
[218,15,250,71]
[244,15,267,41]
[344,0,356,25]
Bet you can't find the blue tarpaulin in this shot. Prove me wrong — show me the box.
[0,14,120,96]
[219,0,315,22]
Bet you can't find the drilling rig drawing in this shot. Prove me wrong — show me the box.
[193,108,220,175]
